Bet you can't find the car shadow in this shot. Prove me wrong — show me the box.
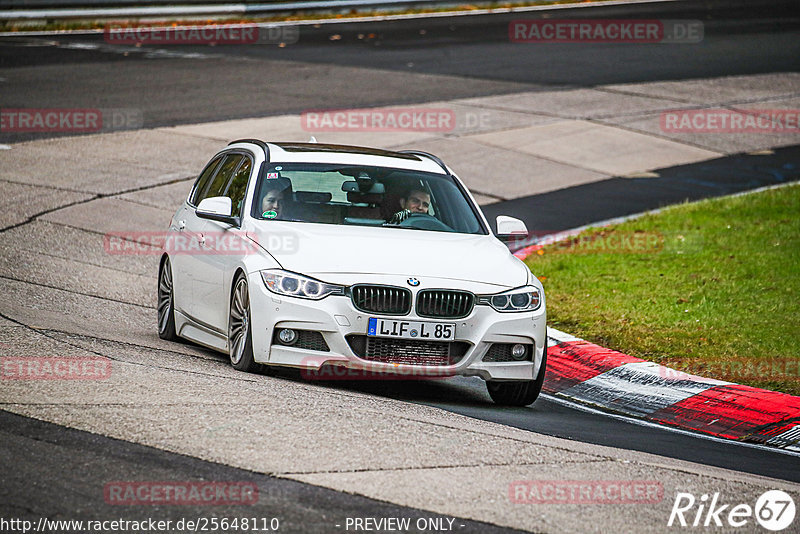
[268,365,493,407]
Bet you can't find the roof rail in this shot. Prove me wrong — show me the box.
[228,139,270,161]
[398,150,449,174]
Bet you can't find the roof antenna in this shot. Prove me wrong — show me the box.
[308,136,317,143]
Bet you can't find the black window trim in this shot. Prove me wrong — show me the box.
[197,152,246,207]
[188,154,225,208]
[189,150,254,208]
[223,151,256,221]
[189,149,258,229]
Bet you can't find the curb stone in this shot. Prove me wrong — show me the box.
[544,327,800,451]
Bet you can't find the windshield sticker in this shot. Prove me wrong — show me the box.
[267,172,279,179]
[263,210,278,219]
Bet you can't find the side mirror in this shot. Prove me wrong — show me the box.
[197,196,237,225]
[496,215,528,237]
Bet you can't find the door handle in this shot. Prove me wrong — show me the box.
[178,220,186,230]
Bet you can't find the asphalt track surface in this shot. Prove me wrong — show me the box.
[299,373,800,484]
[483,145,800,234]
[2,0,800,528]
[0,410,526,533]
[0,0,799,143]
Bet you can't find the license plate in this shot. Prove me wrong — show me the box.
[367,318,455,341]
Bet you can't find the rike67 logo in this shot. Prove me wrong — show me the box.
[668,490,795,531]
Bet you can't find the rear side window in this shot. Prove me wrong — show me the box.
[224,157,253,217]
[196,154,243,205]
[189,155,223,205]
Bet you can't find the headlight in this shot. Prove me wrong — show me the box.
[478,286,541,312]
[260,270,344,300]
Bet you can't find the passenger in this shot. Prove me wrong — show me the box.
[261,189,284,219]
[388,188,431,224]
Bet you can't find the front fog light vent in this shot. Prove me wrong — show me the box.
[511,344,527,360]
[272,329,330,352]
[483,343,532,362]
[278,328,298,345]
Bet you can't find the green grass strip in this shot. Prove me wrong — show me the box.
[526,183,800,395]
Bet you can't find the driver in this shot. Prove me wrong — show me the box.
[388,188,431,224]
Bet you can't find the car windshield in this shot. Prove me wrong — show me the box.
[251,163,487,235]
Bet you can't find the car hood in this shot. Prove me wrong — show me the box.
[246,221,527,289]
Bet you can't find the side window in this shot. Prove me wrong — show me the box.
[189,155,223,206]
[197,154,243,204]
[224,157,253,217]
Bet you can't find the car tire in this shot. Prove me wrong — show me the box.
[229,273,261,373]
[157,256,179,341]
[486,344,547,406]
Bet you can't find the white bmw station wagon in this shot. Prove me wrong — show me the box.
[158,140,547,406]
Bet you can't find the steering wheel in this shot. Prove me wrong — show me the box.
[397,213,454,232]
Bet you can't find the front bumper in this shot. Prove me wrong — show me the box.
[247,272,546,382]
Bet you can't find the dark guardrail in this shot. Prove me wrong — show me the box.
[0,0,537,21]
